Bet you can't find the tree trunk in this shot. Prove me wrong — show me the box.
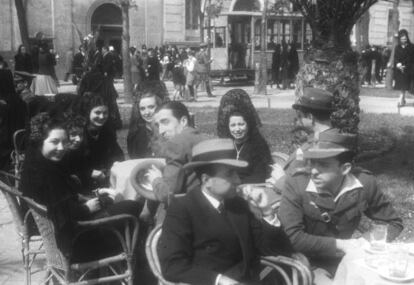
[386,0,400,90]
[254,0,268,95]
[295,48,360,133]
[15,0,30,49]
[121,2,133,103]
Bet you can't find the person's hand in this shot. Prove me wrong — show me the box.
[217,275,241,285]
[145,164,163,184]
[266,163,285,186]
[85,197,101,213]
[336,238,368,254]
[91,169,105,180]
[97,188,117,200]
[239,185,273,216]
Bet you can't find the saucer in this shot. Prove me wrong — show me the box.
[363,244,387,255]
[377,264,414,283]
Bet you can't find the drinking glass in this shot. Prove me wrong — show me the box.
[388,244,409,278]
[370,222,388,251]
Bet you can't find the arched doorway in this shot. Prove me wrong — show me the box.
[91,3,122,53]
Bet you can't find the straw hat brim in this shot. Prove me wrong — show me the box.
[129,158,166,201]
[184,159,248,170]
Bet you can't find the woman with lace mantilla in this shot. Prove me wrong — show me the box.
[217,90,273,184]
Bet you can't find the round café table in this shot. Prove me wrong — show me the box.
[332,243,414,285]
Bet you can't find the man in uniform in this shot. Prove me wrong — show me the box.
[196,42,214,97]
[269,87,334,190]
[278,128,403,283]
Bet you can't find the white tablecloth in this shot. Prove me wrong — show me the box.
[333,243,414,285]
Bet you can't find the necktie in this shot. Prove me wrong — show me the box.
[218,202,225,214]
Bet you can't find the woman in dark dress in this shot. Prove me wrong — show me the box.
[19,112,142,260]
[74,93,124,190]
[217,89,272,184]
[394,29,414,107]
[14,45,33,73]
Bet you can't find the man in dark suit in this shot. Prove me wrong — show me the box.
[158,138,307,285]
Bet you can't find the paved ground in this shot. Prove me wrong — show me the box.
[1,80,414,284]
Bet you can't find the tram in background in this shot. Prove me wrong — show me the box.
[202,0,311,81]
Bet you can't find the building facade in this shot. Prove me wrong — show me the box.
[1,0,413,77]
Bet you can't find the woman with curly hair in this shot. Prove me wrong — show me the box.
[127,91,165,158]
[19,112,142,260]
[73,93,124,190]
[217,89,272,183]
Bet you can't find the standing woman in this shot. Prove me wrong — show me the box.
[14,45,33,73]
[31,42,58,95]
[394,29,414,107]
[184,50,197,101]
[171,55,186,100]
[127,91,164,158]
[74,93,124,190]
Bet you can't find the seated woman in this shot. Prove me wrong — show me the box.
[61,114,90,193]
[127,92,164,158]
[74,93,125,190]
[19,112,142,260]
[217,90,273,184]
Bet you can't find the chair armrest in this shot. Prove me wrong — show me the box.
[76,214,139,229]
[20,196,48,215]
[261,255,313,285]
[0,179,23,197]
[0,170,20,184]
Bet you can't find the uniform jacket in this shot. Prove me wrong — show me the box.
[158,188,295,285]
[279,168,403,272]
[152,127,206,203]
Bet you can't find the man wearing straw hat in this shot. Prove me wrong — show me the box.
[158,138,308,285]
[279,128,403,283]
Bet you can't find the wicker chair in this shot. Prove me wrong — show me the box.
[11,129,27,185]
[145,225,312,285]
[4,186,140,285]
[0,171,44,285]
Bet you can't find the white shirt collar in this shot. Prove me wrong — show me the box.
[202,189,221,210]
[306,173,363,202]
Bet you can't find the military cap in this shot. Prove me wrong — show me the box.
[292,87,334,112]
[199,42,208,48]
[304,128,357,159]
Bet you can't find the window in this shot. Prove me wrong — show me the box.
[185,0,201,30]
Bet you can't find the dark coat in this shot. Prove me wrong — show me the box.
[20,146,142,260]
[20,147,90,256]
[83,125,124,188]
[279,168,403,274]
[102,52,116,79]
[127,118,162,159]
[14,53,33,73]
[38,51,56,77]
[394,43,414,91]
[152,127,206,203]
[235,135,273,184]
[158,188,295,285]
[145,56,160,81]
